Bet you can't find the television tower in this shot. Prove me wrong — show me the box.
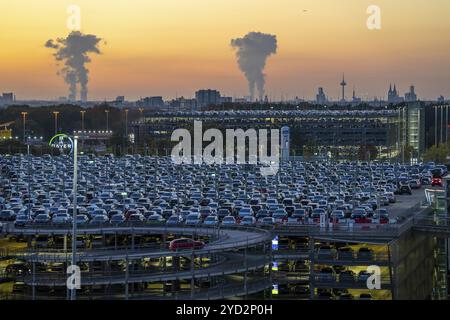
[340,73,347,102]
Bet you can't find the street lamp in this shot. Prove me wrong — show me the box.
[125,108,129,132]
[124,108,129,138]
[80,110,86,151]
[105,110,110,132]
[21,112,28,143]
[71,136,78,300]
[53,111,60,135]
[435,106,438,146]
[447,105,449,144]
[441,106,444,144]
[80,110,86,132]
[138,108,144,122]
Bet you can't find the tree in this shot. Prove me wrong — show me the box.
[423,143,450,164]
[357,144,378,161]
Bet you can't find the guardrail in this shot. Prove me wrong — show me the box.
[18,254,269,286]
[2,277,273,300]
[10,223,270,238]
[312,275,392,289]
[7,225,271,262]
[271,223,404,239]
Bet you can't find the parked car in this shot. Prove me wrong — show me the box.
[110,213,126,225]
[166,215,183,225]
[222,216,237,226]
[34,213,51,224]
[75,214,90,226]
[240,216,256,226]
[52,213,72,225]
[337,247,354,260]
[185,212,202,225]
[357,247,374,260]
[203,215,219,226]
[0,209,16,221]
[14,214,32,227]
[128,213,146,223]
[339,270,355,283]
[89,214,109,226]
[317,267,336,282]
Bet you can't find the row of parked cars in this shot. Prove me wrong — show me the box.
[0,155,445,231]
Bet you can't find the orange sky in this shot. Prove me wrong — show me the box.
[1,0,450,101]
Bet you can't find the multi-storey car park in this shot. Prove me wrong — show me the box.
[0,155,449,300]
[131,110,401,160]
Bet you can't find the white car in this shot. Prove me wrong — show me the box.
[330,210,345,220]
[221,216,237,226]
[240,216,256,226]
[203,215,219,226]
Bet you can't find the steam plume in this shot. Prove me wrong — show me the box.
[45,31,102,102]
[231,32,277,101]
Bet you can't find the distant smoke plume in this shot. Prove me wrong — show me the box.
[231,32,277,102]
[45,31,102,102]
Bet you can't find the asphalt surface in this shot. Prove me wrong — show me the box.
[6,226,272,262]
[388,188,426,219]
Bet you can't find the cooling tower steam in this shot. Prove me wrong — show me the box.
[231,32,277,102]
[45,31,102,102]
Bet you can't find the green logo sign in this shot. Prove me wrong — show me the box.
[49,134,74,153]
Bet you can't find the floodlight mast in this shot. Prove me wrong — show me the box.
[71,136,78,300]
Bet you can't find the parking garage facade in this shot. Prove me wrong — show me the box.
[131,110,400,160]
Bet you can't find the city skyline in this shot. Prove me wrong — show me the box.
[1,0,450,101]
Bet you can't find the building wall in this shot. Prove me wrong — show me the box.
[391,230,435,299]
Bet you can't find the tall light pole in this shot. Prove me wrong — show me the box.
[105,110,110,132]
[80,110,86,132]
[71,136,78,300]
[27,143,31,220]
[124,108,129,139]
[402,107,408,164]
[441,106,444,144]
[80,110,86,151]
[435,106,438,146]
[138,108,144,122]
[21,111,28,143]
[445,105,448,143]
[53,111,60,135]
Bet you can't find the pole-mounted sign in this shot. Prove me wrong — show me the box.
[49,133,74,154]
[48,133,79,299]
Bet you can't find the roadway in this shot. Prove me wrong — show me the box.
[5,226,272,263]
[18,253,269,287]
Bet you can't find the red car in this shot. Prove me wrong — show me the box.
[431,177,443,187]
[354,217,372,224]
[379,217,389,224]
[169,238,205,251]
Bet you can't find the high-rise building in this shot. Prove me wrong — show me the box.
[405,86,417,102]
[115,96,125,103]
[0,92,14,105]
[137,96,165,108]
[169,97,197,110]
[195,89,221,107]
[220,96,233,104]
[316,87,327,105]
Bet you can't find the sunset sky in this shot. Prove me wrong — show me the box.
[1,0,450,101]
